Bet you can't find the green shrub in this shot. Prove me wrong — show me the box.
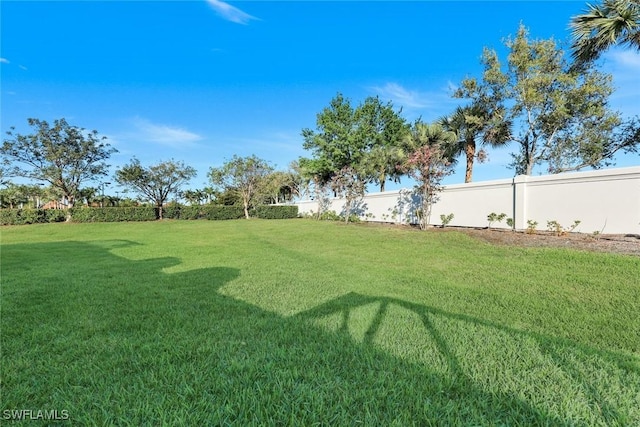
[163,205,182,219]
[70,207,157,223]
[0,209,42,225]
[252,205,299,219]
[0,208,68,225]
[0,209,19,225]
[203,205,245,221]
[318,210,342,221]
[346,214,361,223]
[45,209,67,223]
[487,212,507,228]
[2,205,298,224]
[440,213,454,228]
[180,205,202,220]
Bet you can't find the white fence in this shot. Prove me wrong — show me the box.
[295,166,640,235]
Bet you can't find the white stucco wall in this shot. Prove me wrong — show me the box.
[521,167,640,235]
[295,166,640,234]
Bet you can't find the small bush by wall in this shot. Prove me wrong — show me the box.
[252,205,299,219]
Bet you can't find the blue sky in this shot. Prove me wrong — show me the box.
[2,1,639,194]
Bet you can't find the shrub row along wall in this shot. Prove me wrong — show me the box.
[0,209,67,225]
[296,166,640,235]
[163,205,298,220]
[0,205,298,225]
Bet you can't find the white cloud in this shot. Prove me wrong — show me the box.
[602,48,640,116]
[206,0,258,25]
[608,49,640,69]
[132,117,203,148]
[368,82,459,122]
[0,58,9,64]
[371,82,429,109]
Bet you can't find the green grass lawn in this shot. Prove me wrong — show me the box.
[2,219,639,425]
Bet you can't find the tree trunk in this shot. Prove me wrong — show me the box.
[243,200,250,219]
[343,198,350,223]
[525,155,534,175]
[465,140,476,183]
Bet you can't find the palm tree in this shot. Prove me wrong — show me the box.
[183,189,203,206]
[571,0,640,65]
[361,145,405,192]
[439,105,511,183]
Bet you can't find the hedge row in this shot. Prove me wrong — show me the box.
[0,205,298,225]
[69,207,157,223]
[163,205,298,220]
[253,205,299,219]
[163,205,245,220]
[0,208,67,225]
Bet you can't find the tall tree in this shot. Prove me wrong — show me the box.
[296,157,332,219]
[183,189,205,206]
[302,93,362,184]
[469,24,637,175]
[446,52,512,183]
[400,122,456,230]
[356,96,409,191]
[208,155,274,219]
[302,94,408,192]
[258,170,298,204]
[1,118,117,207]
[571,0,640,65]
[0,183,29,209]
[115,158,196,219]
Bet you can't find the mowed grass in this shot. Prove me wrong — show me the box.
[1,219,639,426]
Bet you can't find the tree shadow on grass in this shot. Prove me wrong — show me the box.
[2,241,638,425]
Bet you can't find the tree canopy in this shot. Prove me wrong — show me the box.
[400,122,456,230]
[447,49,511,182]
[1,118,117,207]
[115,158,196,219]
[208,155,274,219]
[460,24,638,176]
[300,93,409,192]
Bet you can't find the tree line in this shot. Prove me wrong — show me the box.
[2,3,639,223]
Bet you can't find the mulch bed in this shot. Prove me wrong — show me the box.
[452,227,640,257]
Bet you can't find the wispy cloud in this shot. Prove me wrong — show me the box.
[1,58,28,70]
[608,49,640,69]
[369,82,459,121]
[132,117,203,148]
[206,0,258,25]
[227,132,304,161]
[602,48,640,116]
[371,82,429,109]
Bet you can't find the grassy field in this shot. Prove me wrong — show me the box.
[1,219,639,425]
